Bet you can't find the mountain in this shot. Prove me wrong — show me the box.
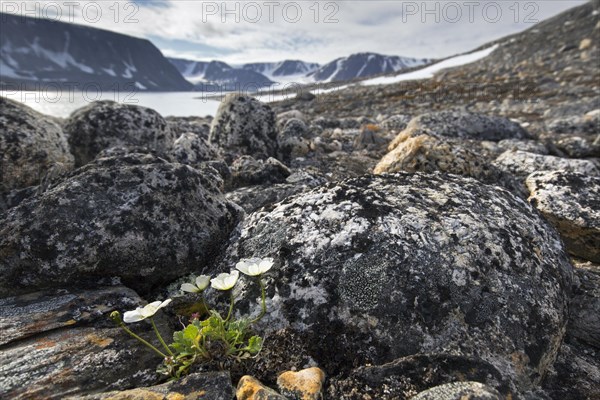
[0,12,192,91]
[167,58,274,91]
[310,52,431,82]
[243,60,320,79]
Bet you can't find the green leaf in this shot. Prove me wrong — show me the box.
[246,335,263,354]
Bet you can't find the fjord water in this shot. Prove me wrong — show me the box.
[0,91,222,118]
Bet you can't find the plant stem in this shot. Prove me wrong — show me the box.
[225,291,235,322]
[150,318,174,356]
[251,277,267,324]
[117,322,167,359]
[200,295,209,315]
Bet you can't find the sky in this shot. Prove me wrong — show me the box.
[1,0,588,64]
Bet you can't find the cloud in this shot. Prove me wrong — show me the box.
[1,0,587,63]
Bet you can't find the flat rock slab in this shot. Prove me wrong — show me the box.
[526,171,600,263]
[0,286,142,346]
[77,371,233,400]
[0,286,165,399]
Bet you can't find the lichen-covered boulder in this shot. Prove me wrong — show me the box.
[217,173,573,391]
[0,287,165,399]
[0,154,241,296]
[0,97,74,191]
[526,171,600,263]
[387,111,531,151]
[209,94,278,160]
[171,132,221,166]
[494,150,599,178]
[64,101,175,167]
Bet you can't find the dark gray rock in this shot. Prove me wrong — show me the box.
[78,371,234,400]
[526,171,600,263]
[494,150,599,178]
[568,262,600,348]
[549,134,600,158]
[0,287,165,399]
[546,109,599,135]
[380,114,412,132]
[353,126,388,151]
[209,94,278,161]
[0,154,241,296]
[277,118,311,161]
[226,170,327,213]
[327,354,514,399]
[230,156,291,189]
[411,381,503,400]
[496,139,549,155]
[217,173,573,391]
[396,111,532,143]
[542,338,600,400]
[0,97,74,191]
[65,101,174,167]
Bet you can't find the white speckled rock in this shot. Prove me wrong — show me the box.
[0,97,74,191]
[64,101,175,167]
[0,154,242,296]
[494,150,599,178]
[215,173,573,392]
[526,171,600,263]
[209,94,278,161]
[171,131,221,165]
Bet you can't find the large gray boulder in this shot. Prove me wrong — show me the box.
[217,173,573,392]
[0,97,74,191]
[209,94,278,161]
[526,171,600,263]
[0,154,241,296]
[65,101,175,167]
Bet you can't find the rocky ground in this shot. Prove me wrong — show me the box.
[1,1,599,400]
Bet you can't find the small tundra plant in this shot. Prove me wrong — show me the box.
[110,257,274,379]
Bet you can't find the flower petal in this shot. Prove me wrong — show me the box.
[123,309,145,323]
[196,275,210,290]
[181,283,199,293]
[159,299,172,309]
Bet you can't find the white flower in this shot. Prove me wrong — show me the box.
[181,275,211,293]
[123,299,172,323]
[235,257,274,276]
[210,270,239,290]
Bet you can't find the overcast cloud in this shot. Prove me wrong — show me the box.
[1,0,587,63]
